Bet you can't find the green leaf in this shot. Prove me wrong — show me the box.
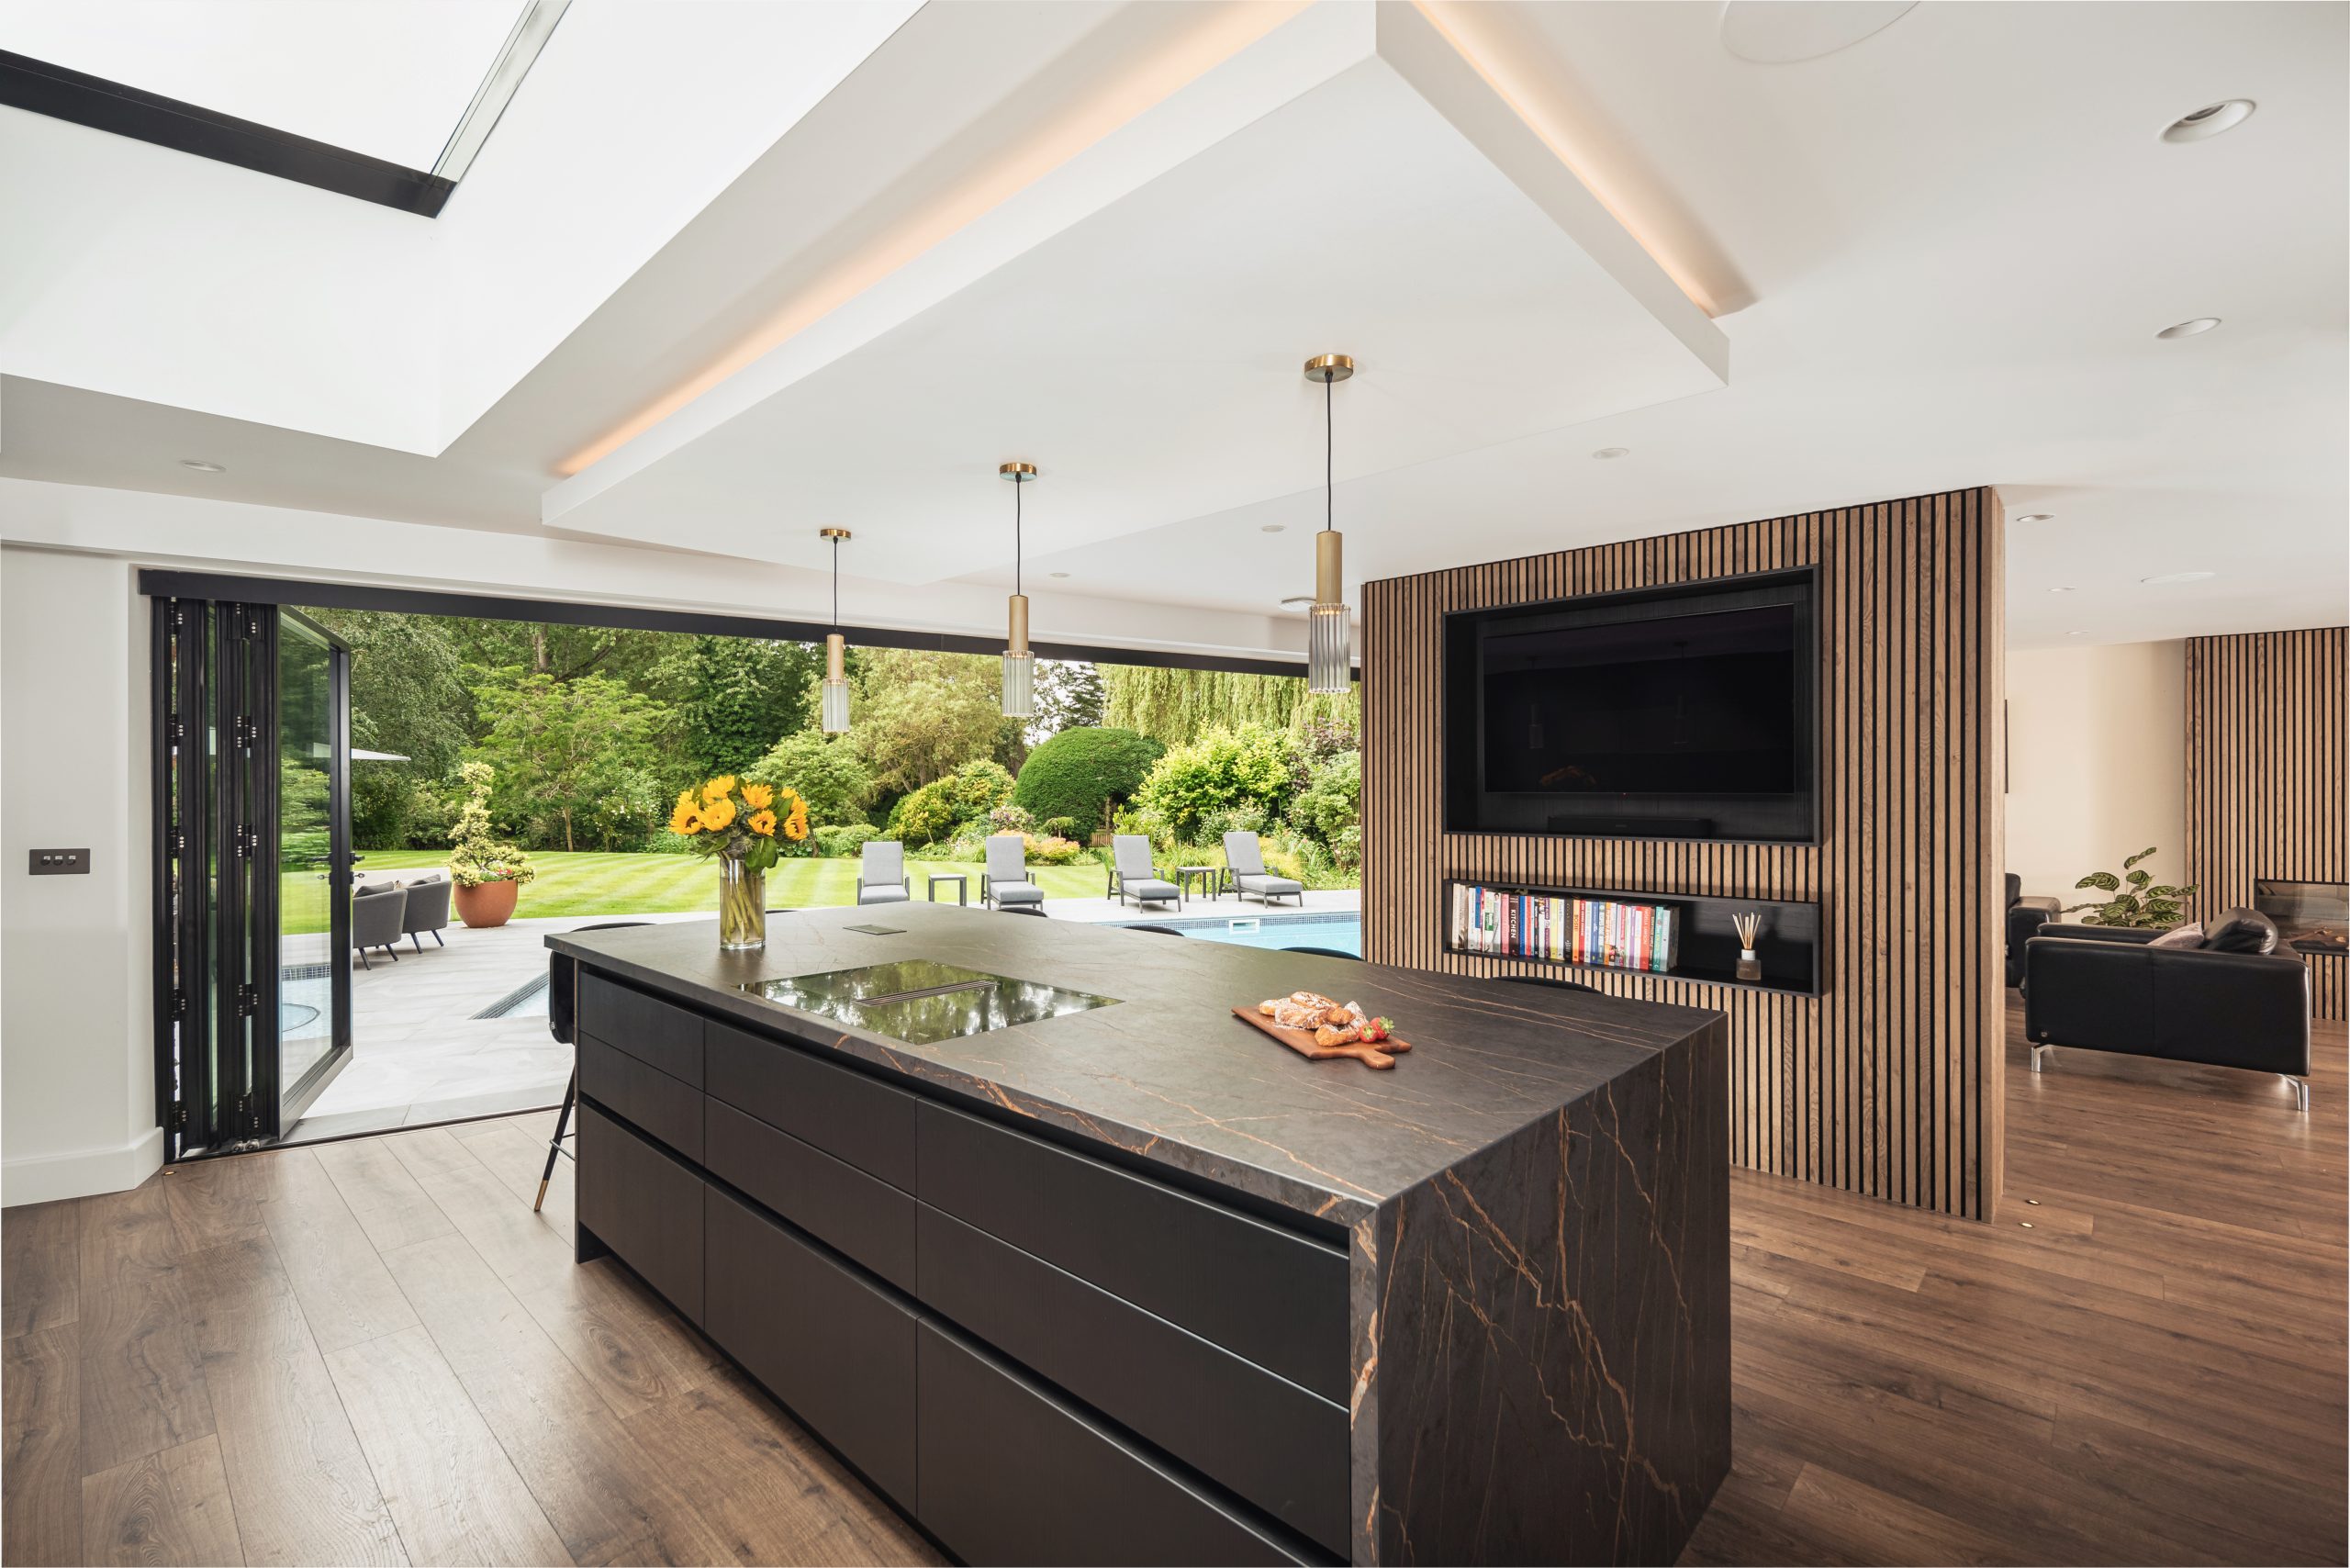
[2125,868,2151,887]
[2122,846,2158,871]
[2076,871,2121,892]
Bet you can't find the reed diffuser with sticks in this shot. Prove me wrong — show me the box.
[1732,912,1764,982]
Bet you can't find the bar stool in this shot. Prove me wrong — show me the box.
[535,922,652,1212]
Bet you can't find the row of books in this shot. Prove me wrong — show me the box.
[1449,884,1683,972]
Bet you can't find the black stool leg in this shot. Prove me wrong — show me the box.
[535,1067,577,1214]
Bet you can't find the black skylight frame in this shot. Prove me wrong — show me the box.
[0,0,565,218]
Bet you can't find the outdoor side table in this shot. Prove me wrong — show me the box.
[927,872,969,906]
[1175,866,1220,903]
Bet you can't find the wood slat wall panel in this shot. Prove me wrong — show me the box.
[1361,488,2005,1217]
[2184,626,2348,1020]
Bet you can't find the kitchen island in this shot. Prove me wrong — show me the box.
[549,905,1728,1566]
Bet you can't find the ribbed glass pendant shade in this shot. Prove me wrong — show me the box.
[818,547,851,734]
[821,678,851,734]
[1001,650,1035,719]
[1307,603,1349,695]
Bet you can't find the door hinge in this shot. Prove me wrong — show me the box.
[169,989,188,1020]
[230,824,260,860]
[235,983,259,1018]
[169,1103,189,1132]
[230,715,258,751]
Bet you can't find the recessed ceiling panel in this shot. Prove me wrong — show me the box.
[546,50,1728,583]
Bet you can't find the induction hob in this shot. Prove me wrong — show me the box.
[737,959,1119,1047]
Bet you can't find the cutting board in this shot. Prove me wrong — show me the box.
[1231,1006,1412,1070]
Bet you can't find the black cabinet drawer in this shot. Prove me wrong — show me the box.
[577,971,703,1087]
[705,1022,916,1192]
[578,1033,701,1162]
[917,1102,1348,1402]
[704,1100,916,1293]
[917,1321,1309,1567]
[705,1187,917,1507]
[920,1205,1348,1554]
[576,1104,704,1324]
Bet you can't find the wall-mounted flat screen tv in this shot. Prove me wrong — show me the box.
[1443,570,1818,843]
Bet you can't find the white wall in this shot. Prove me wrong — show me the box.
[1,546,159,1204]
[2005,640,2188,913]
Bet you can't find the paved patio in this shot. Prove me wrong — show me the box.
[287,887,1360,1144]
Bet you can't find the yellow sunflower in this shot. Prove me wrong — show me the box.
[741,782,774,811]
[699,795,738,832]
[701,775,738,808]
[783,801,809,841]
[748,809,778,837]
[668,791,703,835]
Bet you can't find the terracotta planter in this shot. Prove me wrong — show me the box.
[453,878,520,929]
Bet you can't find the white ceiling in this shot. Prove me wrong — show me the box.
[1,0,2343,655]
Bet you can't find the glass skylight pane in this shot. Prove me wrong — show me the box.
[0,0,529,170]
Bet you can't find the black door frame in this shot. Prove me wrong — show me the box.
[275,606,356,1127]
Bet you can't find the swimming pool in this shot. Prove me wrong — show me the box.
[1108,911,1362,957]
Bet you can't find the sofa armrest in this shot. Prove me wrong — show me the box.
[2025,935,2154,1050]
[2148,949,2311,1075]
[2035,923,2162,946]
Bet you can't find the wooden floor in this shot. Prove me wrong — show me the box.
[3,1009,2343,1567]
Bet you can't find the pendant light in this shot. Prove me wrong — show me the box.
[819,527,852,734]
[1304,353,1353,694]
[999,461,1037,719]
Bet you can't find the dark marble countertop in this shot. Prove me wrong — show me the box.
[549,905,1722,1226]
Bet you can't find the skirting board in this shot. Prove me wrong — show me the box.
[4,1126,165,1206]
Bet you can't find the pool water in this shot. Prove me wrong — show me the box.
[1113,913,1362,957]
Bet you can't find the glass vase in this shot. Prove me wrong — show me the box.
[719,856,766,951]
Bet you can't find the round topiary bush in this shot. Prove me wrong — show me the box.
[1013,726,1165,837]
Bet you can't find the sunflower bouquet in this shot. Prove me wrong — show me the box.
[670,775,809,949]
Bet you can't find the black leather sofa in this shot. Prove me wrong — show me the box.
[2005,872,2063,987]
[2022,910,2311,1109]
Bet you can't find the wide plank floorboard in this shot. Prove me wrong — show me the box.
[4,1005,2339,1567]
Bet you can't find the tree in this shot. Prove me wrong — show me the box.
[655,635,822,781]
[300,608,471,848]
[1011,726,1163,835]
[470,673,674,851]
[884,759,1016,847]
[1031,660,1105,741]
[848,648,1008,795]
[1102,665,1357,748]
[744,730,877,827]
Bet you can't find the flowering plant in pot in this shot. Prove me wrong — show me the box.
[447,761,536,928]
[669,775,809,950]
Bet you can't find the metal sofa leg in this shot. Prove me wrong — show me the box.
[412,934,423,953]
[432,929,444,947]
[2030,1043,2052,1073]
[2286,1075,2310,1113]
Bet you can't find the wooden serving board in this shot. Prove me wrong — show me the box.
[1232,1007,1412,1070]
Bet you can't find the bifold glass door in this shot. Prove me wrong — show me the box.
[153,600,352,1157]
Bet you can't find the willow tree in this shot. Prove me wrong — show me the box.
[1100,666,1358,749]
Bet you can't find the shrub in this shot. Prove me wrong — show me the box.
[1024,833,1081,866]
[988,804,1035,835]
[1133,722,1300,840]
[885,758,1015,846]
[1039,815,1080,841]
[745,731,876,828]
[812,823,880,858]
[1289,750,1361,869]
[1011,726,1164,835]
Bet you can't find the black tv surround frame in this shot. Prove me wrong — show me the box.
[1442,566,1822,845]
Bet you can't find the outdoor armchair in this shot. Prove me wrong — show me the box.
[1223,831,1304,908]
[981,834,1046,909]
[858,840,912,904]
[351,884,408,970]
[1110,835,1181,910]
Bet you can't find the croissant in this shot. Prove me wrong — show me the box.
[1315,1023,1362,1047]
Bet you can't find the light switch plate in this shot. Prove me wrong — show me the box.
[28,848,92,875]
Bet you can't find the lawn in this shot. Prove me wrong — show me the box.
[322,849,1120,921]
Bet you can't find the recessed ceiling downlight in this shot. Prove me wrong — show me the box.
[2162,100,2255,143]
[2156,318,2221,340]
[2015,513,2054,524]
[2141,570,2215,585]
[1260,524,1286,533]
[1280,595,1316,610]
[1048,571,1070,579]
[1592,446,1630,460]
[2047,587,2074,594]
[177,458,226,473]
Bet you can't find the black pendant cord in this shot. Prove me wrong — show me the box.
[1014,477,1024,598]
[1323,372,1334,533]
[830,535,840,633]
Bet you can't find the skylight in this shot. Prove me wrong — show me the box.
[0,0,564,214]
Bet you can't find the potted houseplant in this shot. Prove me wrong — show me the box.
[670,774,809,950]
[448,761,537,928]
[2065,846,2197,928]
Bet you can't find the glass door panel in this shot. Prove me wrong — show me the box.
[276,610,352,1122]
